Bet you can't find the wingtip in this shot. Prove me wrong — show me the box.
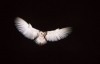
[15,17,20,21]
[14,17,24,24]
[15,17,22,20]
[66,27,72,33]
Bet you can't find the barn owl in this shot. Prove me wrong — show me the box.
[15,17,72,45]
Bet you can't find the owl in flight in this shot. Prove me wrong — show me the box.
[15,17,72,45]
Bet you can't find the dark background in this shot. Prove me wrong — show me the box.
[0,0,99,64]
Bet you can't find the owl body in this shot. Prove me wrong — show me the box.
[35,36,47,45]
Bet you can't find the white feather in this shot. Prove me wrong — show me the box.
[15,17,39,40]
[35,36,47,45]
[45,27,72,41]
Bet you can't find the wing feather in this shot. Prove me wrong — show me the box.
[15,17,39,39]
[45,27,72,41]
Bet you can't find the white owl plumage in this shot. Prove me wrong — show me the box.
[15,17,72,45]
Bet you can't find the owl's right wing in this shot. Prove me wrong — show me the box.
[15,17,39,40]
[45,27,72,42]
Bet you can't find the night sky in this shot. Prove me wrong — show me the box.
[0,1,99,64]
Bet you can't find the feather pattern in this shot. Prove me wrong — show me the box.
[15,17,39,40]
[45,27,72,41]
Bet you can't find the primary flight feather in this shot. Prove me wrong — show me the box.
[15,17,72,45]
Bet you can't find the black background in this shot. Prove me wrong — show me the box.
[0,0,99,64]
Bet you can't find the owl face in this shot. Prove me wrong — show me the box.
[39,31,45,37]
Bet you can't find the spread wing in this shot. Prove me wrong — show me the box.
[45,27,72,42]
[15,17,39,40]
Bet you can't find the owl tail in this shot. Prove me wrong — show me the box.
[35,37,47,45]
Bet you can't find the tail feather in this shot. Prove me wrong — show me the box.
[35,37,47,45]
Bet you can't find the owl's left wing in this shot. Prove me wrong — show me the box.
[45,27,72,42]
